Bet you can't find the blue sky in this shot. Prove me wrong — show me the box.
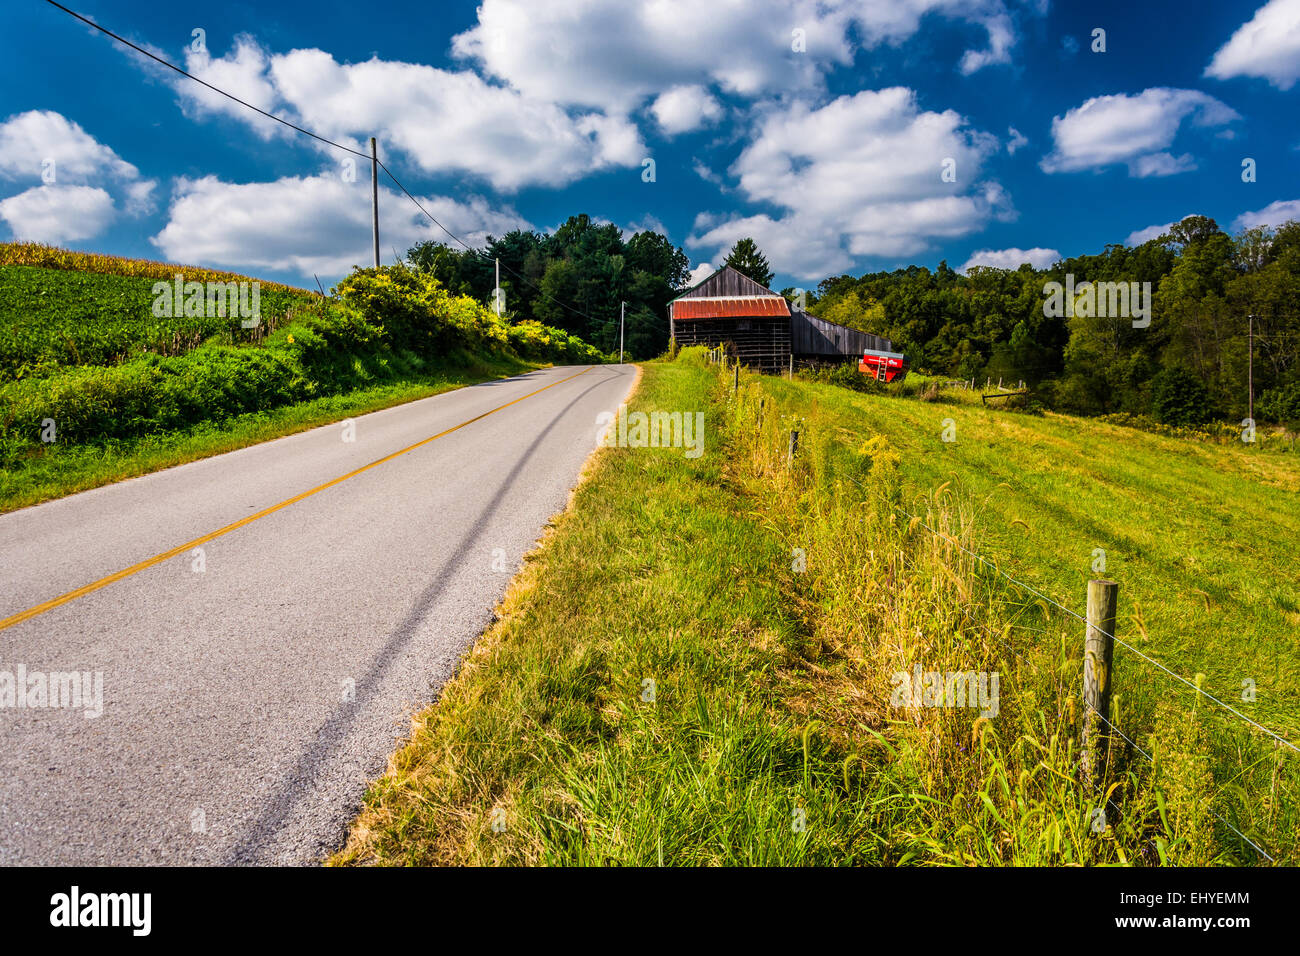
[1,0,1298,292]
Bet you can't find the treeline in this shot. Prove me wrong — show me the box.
[405,214,690,360]
[807,216,1300,427]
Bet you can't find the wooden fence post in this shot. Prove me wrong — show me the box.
[787,429,799,466]
[788,353,794,379]
[733,363,739,394]
[1082,579,1118,785]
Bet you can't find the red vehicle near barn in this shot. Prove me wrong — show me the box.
[859,347,909,382]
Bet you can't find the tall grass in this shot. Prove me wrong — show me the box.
[333,348,1294,865]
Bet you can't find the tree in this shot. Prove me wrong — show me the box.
[723,238,774,288]
[1150,366,1214,425]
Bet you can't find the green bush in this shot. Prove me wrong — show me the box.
[1260,381,1300,430]
[808,361,884,394]
[0,265,605,465]
[1149,366,1213,426]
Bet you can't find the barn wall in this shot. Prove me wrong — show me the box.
[672,317,791,373]
[789,310,893,357]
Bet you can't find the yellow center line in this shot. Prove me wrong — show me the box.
[0,366,596,633]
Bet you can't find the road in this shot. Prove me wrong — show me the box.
[0,364,635,864]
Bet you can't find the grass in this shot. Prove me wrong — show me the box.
[0,247,607,512]
[332,348,1298,866]
[0,353,533,514]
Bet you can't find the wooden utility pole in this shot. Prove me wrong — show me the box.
[495,258,501,317]
[1082,579,1118,785]
[619,301,625,363]
[370,138,380,270]
[1248,313,1254,424]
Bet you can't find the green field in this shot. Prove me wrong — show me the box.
[335,350,1297,866]
[760,371,1300,739]
[0,264,313,381]
[0,248,603,512]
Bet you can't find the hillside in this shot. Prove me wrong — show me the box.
[0,245,606,512]
[335,348,1297,866]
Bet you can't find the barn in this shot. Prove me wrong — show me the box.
[669,266,897,373]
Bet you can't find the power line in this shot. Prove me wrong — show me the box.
[45,0,370,160]
[44,0,608,331]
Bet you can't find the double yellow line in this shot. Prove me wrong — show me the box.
[0,367,594,633]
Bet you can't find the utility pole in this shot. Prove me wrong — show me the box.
[1248,313,1254,424]
[370,137,380,270]
[619,301,625,364]
[495,258,501,317]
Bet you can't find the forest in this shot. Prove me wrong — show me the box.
[806,215,1300,426]
[407,213,1300,427]
[404,214,689,361]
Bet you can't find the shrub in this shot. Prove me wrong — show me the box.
[1259,381,1300,430]
[1149,366,1213,426]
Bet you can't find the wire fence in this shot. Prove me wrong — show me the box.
[828,465,1288,863]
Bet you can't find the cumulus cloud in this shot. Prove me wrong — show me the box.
[152,38,645,192]
[1006,126,1028,155]
[1232,199,1300,232]
[687,88,1011,279]
[685,262,715,286]
[959,246,1060,272]
[1040,88,1239,177]
[1205,0,1300,90]
[0,110,143,185]
[0,110,157,240]
[151,174,530,279]
[175,36,283,136]
[0,185,116,243]
[1126,220,1178,245]
[650,86,723,135]
[452,0,1036,114]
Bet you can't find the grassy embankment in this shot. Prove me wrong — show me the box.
[0,244,603,512]
[333,348,1296,866]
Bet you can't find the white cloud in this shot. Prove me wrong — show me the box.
[0,110,154,199]
[687,88,1011,279]
[1126,214,1220,245]
[957,11,1016,74]
[1205,0,1300,90]
[0,185,116,243]
[959,246,1060,272]
[151,174,529,279]
[452,0,1036,114]
[692,159,723,186]
[685,262,715,286]
[175,36,283,137]
[1232,199,1300,232]
[1040,88,1239,177]
[0,110,157,240]
[1006,126,1028,155]
[650,85,723,135]
[1126,221,1176,245]
[154,40,644,192]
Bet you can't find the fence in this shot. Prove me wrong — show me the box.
[743,361,1291,863]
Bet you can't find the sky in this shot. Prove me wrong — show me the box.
[1,0,1298,293]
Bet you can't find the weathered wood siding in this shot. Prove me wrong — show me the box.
[789,310,894,357]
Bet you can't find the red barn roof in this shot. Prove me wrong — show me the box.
[672,296,791,320]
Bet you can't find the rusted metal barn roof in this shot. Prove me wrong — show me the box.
[673,296,791,320]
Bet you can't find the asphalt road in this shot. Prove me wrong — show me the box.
[0,364,635,864]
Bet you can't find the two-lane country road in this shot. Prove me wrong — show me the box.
[0,364,636,864]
